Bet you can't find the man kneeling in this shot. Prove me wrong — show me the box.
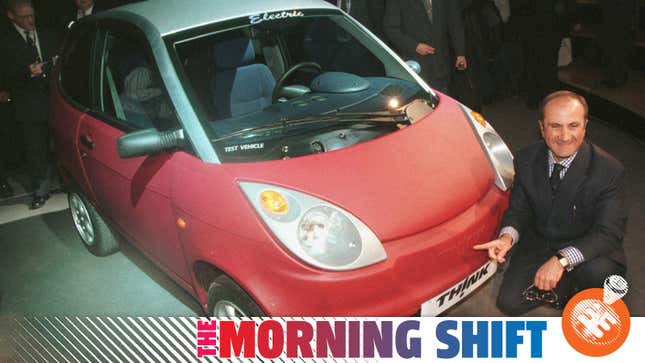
[474,90,627,315]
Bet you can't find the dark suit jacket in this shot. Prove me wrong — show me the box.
[383,0,465,82]
[0,11,10,35]
[366,0,386,40]
[58,0,112,31]
[512,0,578,38]
[502,140,627,266]
[325,0,384,39]
[0,26,59,124]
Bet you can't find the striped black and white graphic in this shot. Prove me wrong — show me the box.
[5,317,371,363]
[9,317,208,363]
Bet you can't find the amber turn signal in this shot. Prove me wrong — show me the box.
[259,190,289,215]
[471,111,487,127]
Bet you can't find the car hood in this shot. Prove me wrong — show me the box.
[221,98,494,241]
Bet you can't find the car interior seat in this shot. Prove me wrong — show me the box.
[211,37,276,119]
[120,66,160,129]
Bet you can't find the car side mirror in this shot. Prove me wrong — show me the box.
[405,60,422,75]
[117,128,185,158]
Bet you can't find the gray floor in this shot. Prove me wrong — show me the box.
[0,205,201,317]
[0,97,643,321]
[558,64,645,119]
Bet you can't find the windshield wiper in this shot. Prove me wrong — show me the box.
[211,110,409,143]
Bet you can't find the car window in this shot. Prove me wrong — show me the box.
[170,12,436,163]
[174,17,387,124]
[284,17,384,77]
[98,28,178,131]
[60,23,95,108]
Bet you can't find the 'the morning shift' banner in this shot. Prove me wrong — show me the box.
[5,316,643,362]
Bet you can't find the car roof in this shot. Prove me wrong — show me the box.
[109,0,338,36]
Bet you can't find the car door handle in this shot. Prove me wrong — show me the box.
[80,134,94,150]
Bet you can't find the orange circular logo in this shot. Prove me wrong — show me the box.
[561,287,630,356]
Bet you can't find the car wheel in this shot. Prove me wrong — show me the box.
[68,191,119,256]
[207,275,264,317]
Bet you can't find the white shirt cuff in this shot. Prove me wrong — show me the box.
[499,226,519,245]
[559,246,585,271]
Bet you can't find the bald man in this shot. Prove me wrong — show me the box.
[474,90,627,315]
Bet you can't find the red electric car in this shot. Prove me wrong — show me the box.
[50,0,514,316]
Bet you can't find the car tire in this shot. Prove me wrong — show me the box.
[207,275,264,317]
[68,191,119,256]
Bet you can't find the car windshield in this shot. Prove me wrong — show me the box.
[169,10,437,162]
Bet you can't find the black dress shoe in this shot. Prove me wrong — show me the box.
[29,194,49,210]
[0,179,14,199]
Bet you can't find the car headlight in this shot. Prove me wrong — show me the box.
[460,105,514,191]
[240,182,386,271]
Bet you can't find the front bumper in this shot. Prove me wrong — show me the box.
[245,184,509,316]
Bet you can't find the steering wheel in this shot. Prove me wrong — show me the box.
[272,62,322,103]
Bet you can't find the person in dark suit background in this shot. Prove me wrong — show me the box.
[1,0,60,209]
[1,62,15,199]
[474,91,627,315]
[383,0,467,94]
[326,0,386,40]
[598,0,637,88]
[307,1,386,77]
[58,0,108,30]
[366,0,386,41]
[514,0,577,109]
[451,0,505,112]
[71,0,106,18]
[1,2,14,198]
[0,1,9,30]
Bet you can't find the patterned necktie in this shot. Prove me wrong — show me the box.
[550,163,564,193]
[423,0,433,23]
[24,30,40,62]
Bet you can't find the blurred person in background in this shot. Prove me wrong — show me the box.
[1,2,18,198]
[514,0,578,109]
[325,0,387,41]
[384,0,467,94]
[598,0,637,88]
[451,0,505,111]
[59,0,108,29]
[1,71,14,199]
[1,0,60,208]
